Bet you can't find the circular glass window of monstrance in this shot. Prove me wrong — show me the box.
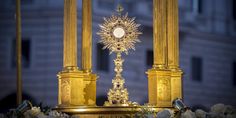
[113,27,125,38]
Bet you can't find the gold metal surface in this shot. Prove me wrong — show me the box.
[16,0,22,105]
[82,0,98,106]
[97,7,141,106]
[58,67,85,106]
[147,69,172,107]
[82,0,92,72]
[167,0,183,102]
[58,67,97,106]
[58,0,84,106]
[147,0,183,107]
[54,106,175,116]
[63,0,77,67]
[170,70,183,102]
[97,12,141,54]
[56,0,183,114]
[104,53,130,106]
[58,0,98,107]
[153,0,168,69]
[167,0,180,70]
[83,72,97,106]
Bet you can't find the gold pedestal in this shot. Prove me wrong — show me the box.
[146,68,182,107]
[54,106,175,118]
[170,69,183,102]
[147,69,172,107]
[57,67,97,106]
[83,72,98,105]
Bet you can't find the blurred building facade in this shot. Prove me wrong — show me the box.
[0,0,236,108]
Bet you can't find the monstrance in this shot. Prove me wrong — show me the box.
[97,5,142,106]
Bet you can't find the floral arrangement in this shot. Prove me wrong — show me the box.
[0,100,235,118]
[135,103,236,118]
[0,101,69,118]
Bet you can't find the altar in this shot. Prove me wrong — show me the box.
[53,0,183,116]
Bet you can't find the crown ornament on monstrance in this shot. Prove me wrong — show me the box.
[97,4,142,106]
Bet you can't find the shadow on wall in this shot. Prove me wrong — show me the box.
[0,92,36,113]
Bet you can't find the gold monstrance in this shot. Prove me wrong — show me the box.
[97,5,142,106]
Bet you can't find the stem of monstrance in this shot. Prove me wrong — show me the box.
[105,52,129,106]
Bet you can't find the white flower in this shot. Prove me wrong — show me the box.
[24,107,49,118]
[48,110,69,118]
[210,103,225,114]
[195,109,206,118]
[156,109,174,118]
[181,110,196,118]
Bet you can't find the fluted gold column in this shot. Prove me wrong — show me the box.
[147,0,183,108]
[153,0,168,69]
[167,0,179,69]
[82,0,92,72]
[63,0,77,67]
[57,0,85,107]
[167,0,183,102]
[147,0,171,107]
[81,0,97,106]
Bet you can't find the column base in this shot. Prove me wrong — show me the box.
[146,68,183,107]
[83,72,98,106]
[170,69,183,102]
[57,67,97,106]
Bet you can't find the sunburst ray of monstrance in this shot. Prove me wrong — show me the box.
[97,5,142,106]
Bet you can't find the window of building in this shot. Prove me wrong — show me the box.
[191,0,202,14]
[96,43,109,72]
[146,50,153,68]
[12,38,31,68]
[233,62,236,86]
[233,0,236,20]
[191,57,202,81]
[97,0,115,10]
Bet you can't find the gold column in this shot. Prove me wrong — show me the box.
[147,0,171,107]
[63,0,77,67]
[58,0,85,106]
[16,0,22,105]
[82,0,92,72]
[147,0,183,108]
[167,0,179,69]
[81,0,97,106]
[167,0,183,102]
[153,0,167,69]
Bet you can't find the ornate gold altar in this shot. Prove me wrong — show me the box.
[55,0,183,117]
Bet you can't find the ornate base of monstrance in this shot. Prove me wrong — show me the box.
[104,53,133,106]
